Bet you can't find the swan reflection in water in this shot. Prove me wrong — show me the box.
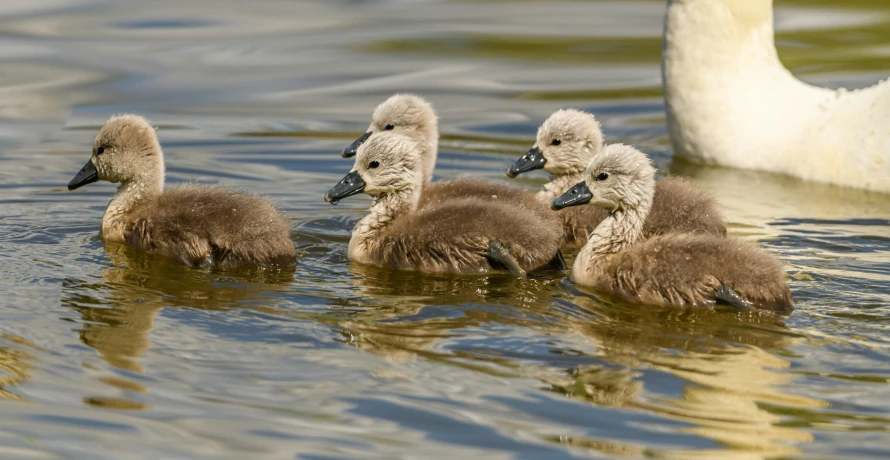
[60,243,295,409]
[344,260,826,459]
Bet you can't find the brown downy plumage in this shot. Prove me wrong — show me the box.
[553,144,793,312]
[67,114,296,267]
[326,132,564,276]
[417,178,557,227]
[508,109,726,249]
[341,93,553,224]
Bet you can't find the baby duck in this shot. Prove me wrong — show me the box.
[552,144,793,312]
[508,109,726,248]
[341,94,553,220]
[68,114,296,267]
[326,132,564,276]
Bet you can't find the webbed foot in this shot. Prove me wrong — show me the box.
[543,250,567,272]
[715,285,754,311]
[486,242,527,278]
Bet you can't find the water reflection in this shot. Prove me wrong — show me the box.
[343,263,562,364]
[672,162,890,227]
[642,347,822,458]
[0,332,35,401]
[60,243,294,407]
[340,261,828,458]
[543,296,825,459]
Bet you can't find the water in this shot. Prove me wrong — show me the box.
[1,0,890,458]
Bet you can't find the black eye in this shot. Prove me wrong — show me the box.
[551,139,561,146]
[96,147,105,156]
[384,124,395,131]
[596,172,609,181]
[369,161,380,169]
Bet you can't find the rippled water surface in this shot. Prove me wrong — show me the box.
[1,0,890,458]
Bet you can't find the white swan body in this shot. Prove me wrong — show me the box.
[663,0,890,192]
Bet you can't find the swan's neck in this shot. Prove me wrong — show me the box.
[102,175,163,243]
[538,172,584,203]
[663,0,788,100]
[663,0,890,191]
[662,0,833,170]
[349,188,418,260]
[664,0,776,65]
[574,203,648,275]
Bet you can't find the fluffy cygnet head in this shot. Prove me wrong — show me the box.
[508,109,603,178]
[326,132,423,203]
[370,94,437,138]
[342,94,438,157]
[551,144,655,213]
[68,114,164,191]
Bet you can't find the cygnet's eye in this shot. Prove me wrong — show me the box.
[595,172,609,181]
[369,160,380,169]
[551,139,561,146]
[384,124,395,131]
[96,146,106,156]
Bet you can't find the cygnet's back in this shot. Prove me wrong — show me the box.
[647,177,726,238]
[598,233,793,311]
[127,185,296,267]
[374,196,563,274]
[418,178,558,227]
[68,114,296,267]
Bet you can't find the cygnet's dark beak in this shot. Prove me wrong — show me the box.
[342,132,372,158]
[68,159,99,191]
[324,171,366,204]
[551,181,592,210]
[506,147,546,178]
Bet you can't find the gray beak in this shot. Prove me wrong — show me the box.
[342,132,372,158]
[551,181,592,210]
[68,159,99,191]
[506,147,546,178]
[324,171,366,204]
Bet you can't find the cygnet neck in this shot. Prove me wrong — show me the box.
[349,186,419,257]
[538,171,584,203]
[416,129,438,184]
[574,199,650,275]
[102,166,165,242]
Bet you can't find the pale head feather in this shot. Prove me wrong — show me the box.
[584,143,656,212]
[92,114,164,185]
[536,109,604,176]
[353,131,423,197]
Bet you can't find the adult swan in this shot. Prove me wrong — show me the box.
[662,0,890,192]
